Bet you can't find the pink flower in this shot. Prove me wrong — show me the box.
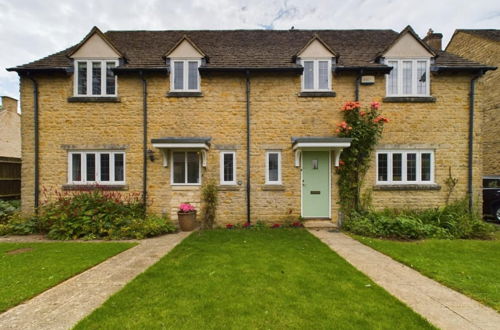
[243,222,251,228]
[226,224,234,229]
[373,116,389,124]
[370,101,380,110]
[271,223,281,228]
[360,111,366,117]
[341,101,361,111]
[179,203,196,213]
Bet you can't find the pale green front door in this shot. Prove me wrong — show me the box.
[302,151,330,218]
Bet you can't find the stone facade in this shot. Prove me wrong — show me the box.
[18,68,483,225]
[447,31,500,176]
[0,96,21,158]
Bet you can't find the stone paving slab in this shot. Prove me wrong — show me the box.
[0,231,191,330]
[310,230,500,330]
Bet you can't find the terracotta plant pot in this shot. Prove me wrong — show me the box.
[177,211,197,231]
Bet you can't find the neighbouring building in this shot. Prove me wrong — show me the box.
[0,96,21,158]
[8,26,494,225]
[446,29,500,177]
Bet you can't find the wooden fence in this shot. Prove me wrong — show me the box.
[0,157,21,199]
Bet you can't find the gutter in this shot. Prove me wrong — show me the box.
[199,66,303,73]
[245,70,251,224]
[467,71,484,211]
[139,71,148,212]
[27,75,40,213]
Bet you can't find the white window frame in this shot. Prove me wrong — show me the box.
[300,58,332,92]
[376,150,435,185]
[385,58,431,97]
[220,151,236,185]
[170,59,201,92]
[74,59,119,97]
[265,151,282,185]
[170,150,202,186]
[67,150,126,185]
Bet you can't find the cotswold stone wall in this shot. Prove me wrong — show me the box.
[447,32,500,176]
[19,69,481,224]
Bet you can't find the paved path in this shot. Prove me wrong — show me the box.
[0,232,191,330]
[310,230,500,330]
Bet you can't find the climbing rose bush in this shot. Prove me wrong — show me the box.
[336,101,389,213]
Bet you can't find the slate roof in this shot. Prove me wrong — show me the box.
[8,28,491,73]
[456,29,500,43]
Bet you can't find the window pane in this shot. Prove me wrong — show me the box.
[106,62,116,95]
[392,153,402,181]
[417,61,427,95]
[174,62,184,90]
[304,61,314,90]
[115,153,124,182]
[407,153,417,181]
[318,61,329,90]
[388,61,398,95]
[223,153,234,182]
[92,62,101,95]
[72,154,81,181]
[268,153,279,182]
[188,61,198,90]
[421,153,431,181]
[100,153,110,182]
[187,152,200,184]
[402,61,412,95]
[86,153,96,181]
[77,62,87,95]
[378,154,388,181]
[173,152,185,184]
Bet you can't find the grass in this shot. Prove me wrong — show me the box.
[77,229,433,329]
[353,233,500,311]
[0,242,136,312]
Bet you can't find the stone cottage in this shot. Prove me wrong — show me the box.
[8,26,494,226]
[446,29,500,177]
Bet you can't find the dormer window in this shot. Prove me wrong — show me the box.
[171,60,201,92]
[74,60,118,97]
[385,59,430,97]
[301,59,332,92]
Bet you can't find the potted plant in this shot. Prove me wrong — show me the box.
[177,203,197,231]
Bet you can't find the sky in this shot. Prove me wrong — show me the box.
[0,0,499,104]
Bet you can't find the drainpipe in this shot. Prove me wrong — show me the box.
[355,69,363,101]
[27,75,40,213]
[140,71,148,212]
[245,70,251,224]
[467,71,483,212]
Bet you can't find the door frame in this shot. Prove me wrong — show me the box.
[300,149,331,219]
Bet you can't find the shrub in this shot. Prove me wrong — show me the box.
[201,180,218,229]
[344,199,496,240]
[37,189,175,240]
[0,200,20,223]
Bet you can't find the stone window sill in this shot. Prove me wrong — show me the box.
[217,185,241,191]
[67,96,121,103]
[62,184,128,191]
[262,185,285,191]
[166,92,203,97]
[373,184,441,191]
[171,185,200,191]
[298,91,336,97]
[382,96,436,103]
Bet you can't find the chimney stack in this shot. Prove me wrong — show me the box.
[0,96,18,114]
[423,28,443,51]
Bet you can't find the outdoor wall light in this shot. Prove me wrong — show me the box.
[147,149,155,162]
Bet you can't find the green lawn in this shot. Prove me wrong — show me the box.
[77,229,433,329]
[0,242,135,312]
[353,234,500,311]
